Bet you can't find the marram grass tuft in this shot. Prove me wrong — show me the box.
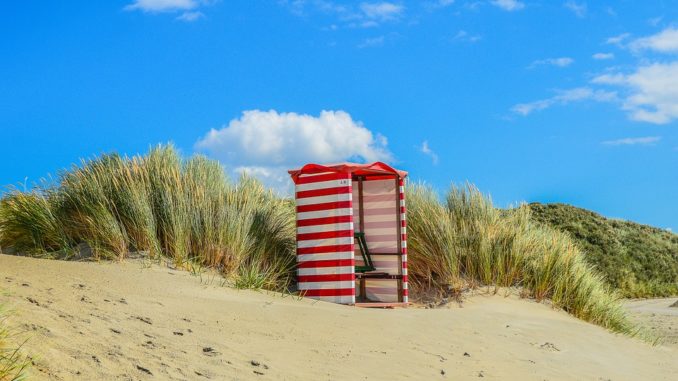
[0,144,296,291]
[406,183,636,335]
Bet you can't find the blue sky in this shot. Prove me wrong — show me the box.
[1,1,677,230]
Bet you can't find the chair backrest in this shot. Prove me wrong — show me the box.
[354,232,375,272]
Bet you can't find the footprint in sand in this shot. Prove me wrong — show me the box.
[107,345,124,359]
[194,370,211,378]
[136,365,153,375]
[134,316,153,325]
[26,297,42,307]
[250,360,269,370]
[537,342,560,352]
[202,347,220,357]
[251,360,269,376]
[22,323,52,337]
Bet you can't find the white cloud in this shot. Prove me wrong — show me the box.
[314,0,349,15]
[512,87,617,116]
[593,62,678,124]
[283,1,404,28]
[564,1,587,18]
[435,0,455,7]
[528,57,574,69]
[125,0,197,12]
[592,52,614,60]
[491,0,525,11]
[176,11,204,21]
[606,33,630,46]
[125,0,211,20]
[454,30,482,43]
[420,141,439,164]
[648,16,662,27]
[629,27,678,54]
[591,73,625,85]
[601,136,661,146]
[358,36,385,48]
[195,110,392,191]
[590,28,678,124]
[463,1,482,11]
[231,165,293,193]
[359,2,404,21]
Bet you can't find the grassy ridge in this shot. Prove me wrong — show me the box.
[528,203,678,297]
[0,146,637,336]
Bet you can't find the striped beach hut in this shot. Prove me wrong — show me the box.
[288,162,408,307]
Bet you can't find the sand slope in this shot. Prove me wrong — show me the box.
[625,297,678,348]
[1,254,676,381]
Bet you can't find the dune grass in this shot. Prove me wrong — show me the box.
[0,146,638,336]
[0,145,296,291]
[0,305,29,381]
[406,184,635,335]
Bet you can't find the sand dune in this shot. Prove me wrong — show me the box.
[1,254,676,381]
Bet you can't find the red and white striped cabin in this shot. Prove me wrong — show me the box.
[289,162,408,306]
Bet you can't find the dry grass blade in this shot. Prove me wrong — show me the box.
[0,305,30,381]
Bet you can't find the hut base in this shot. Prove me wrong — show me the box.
[353,302,410,309]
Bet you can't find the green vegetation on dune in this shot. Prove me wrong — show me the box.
[0,146,639,337]
[528,203,678,298]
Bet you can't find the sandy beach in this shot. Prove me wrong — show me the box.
[1,254,676,381]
